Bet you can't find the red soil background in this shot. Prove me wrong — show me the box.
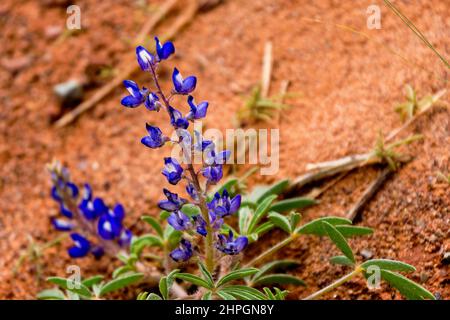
[0,0,448,299]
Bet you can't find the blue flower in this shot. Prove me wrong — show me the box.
[186,182,199,202]
[108,203,125,222]
[51,186,62,202]
[216,231,248,255]
[97,214,122,240]
[51,218,74,231]
[202,164,223,184]
[60,202,73,218]
[167,211,191,231]
[68,233,91,258]
[82,184,92,201]
[192,215,207,236]
[186,95,208,121]
[51,182,78,202]
[170,239,193,262]
[121,80,147,108]
[158,188,187,212]
[162,157,183,185]
[118,229,132,247]
[144,92,162,111]
[172,68,197,95]
[155,36,175,60]
[141,124,168,149]
[205,147,231,166]
[193,130,213,152]
[91,246,104,259]
[79,197,107,220]
[208,190,241,217]
[168,106,189,129]
[136,45,155,71]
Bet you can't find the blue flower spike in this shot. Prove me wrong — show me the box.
[155,36,175,61]
[172,68,197,95]
[141,124,168,149]
[162,157,184,185]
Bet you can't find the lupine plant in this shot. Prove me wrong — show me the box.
[39,38,436,300]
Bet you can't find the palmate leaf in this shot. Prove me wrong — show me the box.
[335,225,373,237]
[269,197,316,212]
[380,270,435,300]
[216,268,259,288]
[198,262,215,289]
[202,291,213,300]
[47,277,92,298]
[322,221,355,263]
[216,290,237,300]
[238,206,253,235]
[99,273,144,296]
[253,274,305,286]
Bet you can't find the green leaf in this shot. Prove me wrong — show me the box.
[295,216,352,236]
[181,204,201,217]
[148,293,162,300]
[220,285,267,300]
[335,225,373,238]
[270,197,316,212]
[361,259,416,273]
[112,266,134,279]
[252,260,299,282]
[253,221,275,236]
[37,288,65,300]
[141,216,164,238]
[255,179,290,203]
[175,273,212,289]
[47,277,92,298]
[160,210,171,220]
[263,287,276,300]
[214,178,239,196]
[322,221,355,263]
[268,212,292,234]
[289,212,301,230]
[99,273,144,296]
[131,234,163,256]
[198,262,215,289]
[330,255,355,267]
[216,290,237,300]
[253,274,305,286]
[159,276,169,300]
[380,270,435,300]
[81,275,104,288]
[238,206,253,235]
[273,287,289,300]
[202,291,213,300]
[164,225,182,248]
[216,268,259,288]
[248,195,277,233]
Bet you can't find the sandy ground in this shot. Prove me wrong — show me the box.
[0,0,448,299]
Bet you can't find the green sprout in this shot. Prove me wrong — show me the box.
[394,85,445,122]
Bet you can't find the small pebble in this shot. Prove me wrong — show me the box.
[442,252,450,265]
[360,249,373,260]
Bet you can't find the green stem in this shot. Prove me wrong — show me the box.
[244,235,294,268]
[303,267,362,300]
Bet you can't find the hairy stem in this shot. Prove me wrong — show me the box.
[148,64,215,273]
[244,235,294,268]
[303,267,362,300]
